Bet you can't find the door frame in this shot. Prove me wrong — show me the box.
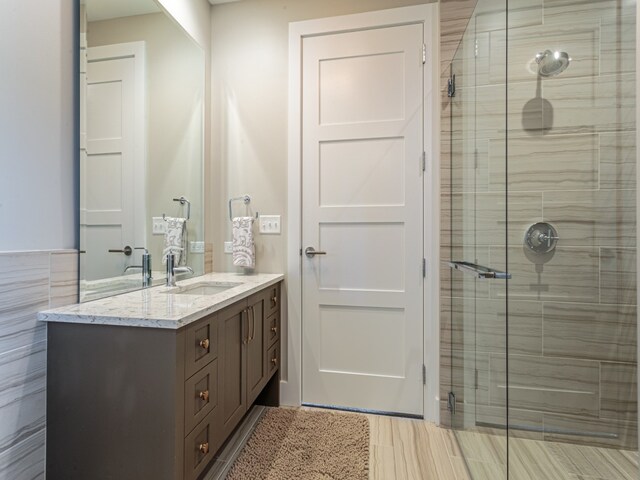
[285,4,441,423]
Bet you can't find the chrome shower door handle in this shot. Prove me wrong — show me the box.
[448,261,511,279]
[305,247,327,258]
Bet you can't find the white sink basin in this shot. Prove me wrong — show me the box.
[164,282,241,296]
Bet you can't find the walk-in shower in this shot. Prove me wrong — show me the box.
[443,0,637,478]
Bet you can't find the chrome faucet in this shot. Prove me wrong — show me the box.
[124,248,153,287]
[166,252,194,287]
[166,253,177,287]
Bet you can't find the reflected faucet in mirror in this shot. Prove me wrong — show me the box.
[123,247,153,287]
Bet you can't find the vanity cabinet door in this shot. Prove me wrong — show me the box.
[246,291,267,406]
[184,358,218,436]
[185,313,218,379]
[184,409,217,480]
[218,300,248,440]
[264,282,280,318]
[266,310,280,348]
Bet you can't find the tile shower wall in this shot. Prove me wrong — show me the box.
[0,250,78,478]
[441,0,637,450]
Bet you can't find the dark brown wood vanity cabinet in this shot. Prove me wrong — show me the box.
[46,281,281,480]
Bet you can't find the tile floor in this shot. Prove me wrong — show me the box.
[203,407,639,480]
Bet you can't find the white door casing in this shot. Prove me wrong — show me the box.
[281,4,439,421]
[81,42,146,281]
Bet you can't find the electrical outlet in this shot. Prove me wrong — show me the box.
[189,241,205,254]
[224,241,233,254]
[259,215,281,235]
[152,217,166,235]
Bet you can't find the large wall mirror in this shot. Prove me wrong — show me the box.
[79,0,205,301]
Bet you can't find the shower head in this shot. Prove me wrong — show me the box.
[535,50,571,77]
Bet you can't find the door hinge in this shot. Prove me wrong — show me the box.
[422,364,426,385]
[475,369,479,389]
[448,392,457,414]
[299,248,302,257]
[422,258,427,278]
[447,74,456,98]
[422,44,426,64]
[421,151,426,172]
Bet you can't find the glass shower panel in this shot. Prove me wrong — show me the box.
[448,0,508,477]
[506,0,638,478]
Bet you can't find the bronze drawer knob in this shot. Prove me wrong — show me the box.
[199,442,209,455]
[271,326,277,333]
[271,356,278,365]
[199,390,209,402]
[199,338,210,350]
[271,296,278,307]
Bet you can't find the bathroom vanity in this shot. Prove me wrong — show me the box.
[39,273,283,480]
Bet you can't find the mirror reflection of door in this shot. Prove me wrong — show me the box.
[81,43,146,281]
[79,0,206,301]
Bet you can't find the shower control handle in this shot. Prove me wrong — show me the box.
[525,222,559,254]
[539,231,559,248]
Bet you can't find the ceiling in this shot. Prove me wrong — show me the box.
[208,0,243,4]
[84,0,161,22]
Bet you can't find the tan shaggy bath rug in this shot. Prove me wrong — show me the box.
[226,407,369,480]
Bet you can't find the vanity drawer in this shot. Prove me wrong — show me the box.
[184,409,217,480]
[184,358,218,436]
[267,342,280,377]
[266,311,280,348]
[265,282,280,318]
[185,314,218,378]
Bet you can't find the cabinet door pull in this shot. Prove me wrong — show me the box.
[271,326,277,334]
[250,306,256,341]
[199,338,210,350]
[199,390,209,402]
[243,309,249,345]
[271,356,278,365]
[271,295,278,307]
[199,442,209,455]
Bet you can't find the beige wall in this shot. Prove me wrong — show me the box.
[0,0,75,251]
[89,13,206,271]
[209,0,434,273]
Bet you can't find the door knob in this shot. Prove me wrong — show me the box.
[305,247,327,258]
[108,246,133,256]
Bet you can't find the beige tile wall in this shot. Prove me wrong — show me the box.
[0,250,78,477]
[439,0,637,450]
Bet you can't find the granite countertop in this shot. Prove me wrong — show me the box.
[38,272,284,330]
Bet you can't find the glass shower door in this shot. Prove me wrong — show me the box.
[448,0,509,477]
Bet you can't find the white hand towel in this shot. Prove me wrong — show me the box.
[162,217,187,265]
[232,217,255,269]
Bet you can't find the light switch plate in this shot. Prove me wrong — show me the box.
[152,217,167,235]
[190,241,205,254]
[259,215,281,235]
[224,241,233,254]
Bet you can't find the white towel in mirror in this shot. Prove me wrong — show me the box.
[232,217,255,269]
[162,217,187,265]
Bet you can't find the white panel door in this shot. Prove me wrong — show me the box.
[82,43,145,281]
[302,23,425,415]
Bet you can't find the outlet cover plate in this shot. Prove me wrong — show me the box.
[259,215,281,235]
[224,241,233,254]
[190,241,205,254]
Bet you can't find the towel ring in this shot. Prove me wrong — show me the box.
[228,195,258,221]
[163,196,191,221]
